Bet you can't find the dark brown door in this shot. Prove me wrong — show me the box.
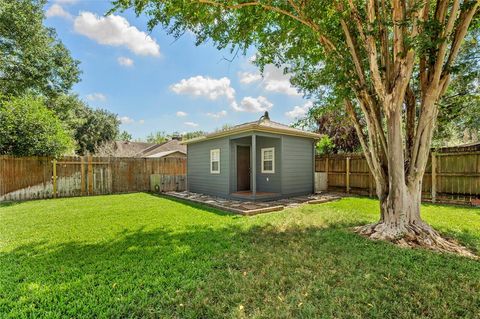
[237,146,250,191]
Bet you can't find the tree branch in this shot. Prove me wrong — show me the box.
[345,99,387,187]
[405,84,416,169]
[340,19,367,86]
[443,1,479,75]
[431,0,460,85]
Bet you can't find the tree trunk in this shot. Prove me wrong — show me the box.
[356,178,474,257]
[353,96,476,258]
[374,181,422,239]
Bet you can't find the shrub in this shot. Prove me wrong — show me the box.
[0,95,74,156]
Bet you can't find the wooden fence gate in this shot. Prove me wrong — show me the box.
[51,157,112,198]
[0,156,186,201]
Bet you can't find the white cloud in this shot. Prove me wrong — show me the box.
[46,4,72,20]
[262,65,300,96]
[238,71,261,84]
[74,12,160,57]
[119,116,144,125]
[241,63,301,96]
[170,76,235,101]
[206,110,227,119]
[176,111,188,117]
[119,116,134,124]
[184,121,199,127]
[117,56,134,67]
[285,101,313,119]
[233,96,273,113]
[86,93,107,102]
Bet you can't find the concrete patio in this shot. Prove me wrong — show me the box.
[163,191,341,215]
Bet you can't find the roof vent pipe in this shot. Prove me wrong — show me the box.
[259,111,270,123]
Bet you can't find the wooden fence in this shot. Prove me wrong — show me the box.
[0,156,186,201]
[315,152,480,204]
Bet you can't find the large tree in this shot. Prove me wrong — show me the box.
[114,0,479,255]
[47,94,121,155]
[0,0,80,97]
[74,107,121,155]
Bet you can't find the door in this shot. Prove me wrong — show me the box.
[237,146,251,191]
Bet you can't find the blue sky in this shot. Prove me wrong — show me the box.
[44,0,312,139]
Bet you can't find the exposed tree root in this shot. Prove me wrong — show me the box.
[354,222,478,259]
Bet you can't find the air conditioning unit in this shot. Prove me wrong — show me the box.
[314,172,328,193]
[150,174,162,193]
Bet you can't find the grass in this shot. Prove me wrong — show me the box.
[0,193,479,318]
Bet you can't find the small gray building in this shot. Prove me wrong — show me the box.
[183,112,320,201]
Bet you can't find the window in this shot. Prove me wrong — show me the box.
[210,149,220,174]
[261,147,275,173]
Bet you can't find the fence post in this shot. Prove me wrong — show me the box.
[87,155,93,195]
[325,156,329,191]
[80,157,86,195]
[431,152,437,203]
[346,157,350,193]
[52,159,57,198]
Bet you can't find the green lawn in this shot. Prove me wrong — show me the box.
[1,193,479,318]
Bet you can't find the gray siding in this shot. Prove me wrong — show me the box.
[187,132,315,200]
[256,136,282,193]
[187,137,230,197]
[281,136,314,196]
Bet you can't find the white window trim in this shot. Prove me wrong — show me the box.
[261,147,275,174]
[210,149,220,174]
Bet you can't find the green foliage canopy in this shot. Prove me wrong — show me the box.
[118,131,133,142]
[0,95,74,156]
[74,107,121,155]
[47,94,121,155]
[0,0,81,97]
[315,135,335,155]
[435,30,480,144]
[0,0,120,156]
[146,131,169,143]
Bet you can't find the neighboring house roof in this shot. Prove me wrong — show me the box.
[138,139,187,157]
[183,112,320,145]
[108,139,187,157]
[113,141,157,157]
[146,150,186,158]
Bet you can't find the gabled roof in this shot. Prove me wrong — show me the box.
[146,150,186,158]
[112,141,157,156]
[138,139,187,157]
[183,113,320,145]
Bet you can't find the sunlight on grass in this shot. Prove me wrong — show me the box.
[1,193,479,318]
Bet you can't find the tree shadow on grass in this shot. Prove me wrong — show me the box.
[148,192,243,218]
[1,222,479,318]
[0,201,22,208]
[422,202,480,211]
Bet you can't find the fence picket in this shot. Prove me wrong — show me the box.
[316,152,480,205]
[0,156,186,201]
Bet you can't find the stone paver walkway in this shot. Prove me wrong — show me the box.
[163,191,341,215]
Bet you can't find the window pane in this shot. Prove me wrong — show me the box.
[211,150,219,161]
[263,150,273,160]
[263,160,273,171]
[212,161,219,172]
